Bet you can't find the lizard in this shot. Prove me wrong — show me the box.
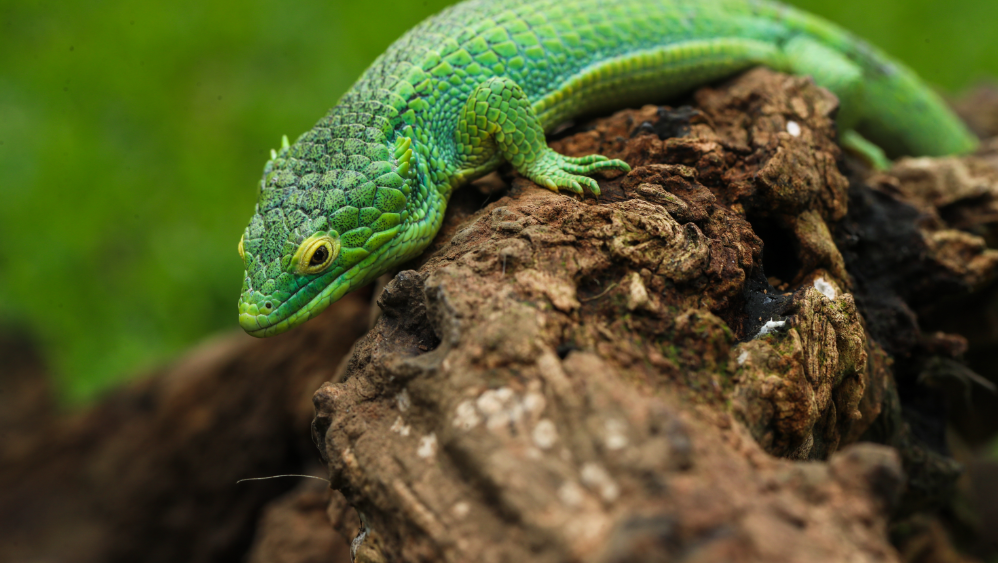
[236,0,978,337]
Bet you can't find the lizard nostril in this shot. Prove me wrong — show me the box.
[264,302,272,310]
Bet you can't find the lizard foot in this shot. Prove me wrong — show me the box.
[521,149,630,196]
[456,76,630,198]
[840,130,892,171]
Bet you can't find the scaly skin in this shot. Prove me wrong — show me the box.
[237,0,978,337]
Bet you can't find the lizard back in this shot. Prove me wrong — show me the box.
[237,0,977,336]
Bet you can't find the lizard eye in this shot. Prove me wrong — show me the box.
[238,234,245,260]
[310,246,328,266]
[293,233,340,275]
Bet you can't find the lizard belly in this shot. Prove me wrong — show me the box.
[533,37,783,130]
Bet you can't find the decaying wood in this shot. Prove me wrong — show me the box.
[310,69,998,562]
[3,69,998,563]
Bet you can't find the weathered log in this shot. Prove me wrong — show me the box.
[311,69,998,562]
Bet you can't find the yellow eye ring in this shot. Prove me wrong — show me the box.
[292,232,340,275]
[238,234,245,260]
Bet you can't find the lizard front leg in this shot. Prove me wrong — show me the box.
[455,76,630,196]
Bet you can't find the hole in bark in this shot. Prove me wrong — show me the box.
[418,333,442,354]
[750,219,801,287]
[631,106,701,140]
[311,415,332,462]
[556,343,577,359]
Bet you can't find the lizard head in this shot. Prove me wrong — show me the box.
[237,128,416,337]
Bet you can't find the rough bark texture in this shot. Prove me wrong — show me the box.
[307,69,998,562]
[3,70,998,563]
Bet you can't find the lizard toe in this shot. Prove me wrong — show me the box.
[522,149,624,197]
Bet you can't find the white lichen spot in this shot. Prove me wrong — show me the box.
[626,272,650,311]
[581,462,620,503]
[604,419,628,450]
[787,120,802,137]
[475,388,505,416]
[396,389,411,412]
[737,349,750,366]
[558,480,585,507]
[452,502,470,518]
[462,386,551,435]
[453,400,481,430]
[390,416,411,437]
[417,433,438,459]
[532,418,558,449]
[813,277,837,300]
[478,386,528,431]
[755,319,786,338]
[350,524,369,560]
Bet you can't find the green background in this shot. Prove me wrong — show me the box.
[2,0,997,403]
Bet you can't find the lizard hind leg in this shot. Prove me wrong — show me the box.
[841,129,891,170]
[782,35,865,130]
[783,36,891,169]
[455,76,630,197]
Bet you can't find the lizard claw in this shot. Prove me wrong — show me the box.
[522,149,630,197]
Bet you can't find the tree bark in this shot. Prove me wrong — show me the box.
[311,69,998,562]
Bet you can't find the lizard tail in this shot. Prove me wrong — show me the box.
[771,3,978,158]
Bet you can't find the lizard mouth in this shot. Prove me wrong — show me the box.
[238,275,332,337]
[238,296,294,337]
[237,267,359,337]
[238,305,295,337]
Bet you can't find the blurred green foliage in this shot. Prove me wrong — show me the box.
[1,0,996,404]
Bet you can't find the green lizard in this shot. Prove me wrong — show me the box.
[237,0,977,337]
